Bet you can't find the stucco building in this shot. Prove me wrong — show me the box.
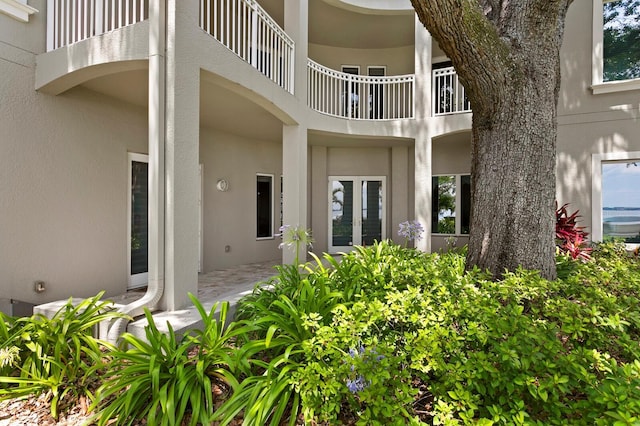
[1,0,639,316]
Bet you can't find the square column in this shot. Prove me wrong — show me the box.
[391,146,410,245]
[282,125,308,264]
[161,0,201,310]
[284,0,308,102]
[414,15,433,252]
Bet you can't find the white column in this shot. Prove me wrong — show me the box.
[392,146,409,245]
[281,0,309,264]
[282,125,308,264]
[310,145,328,253]
[284,0,308,102]
[161,0,200,310]
[414,14,433,252]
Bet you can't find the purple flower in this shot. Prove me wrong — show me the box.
[346,375,369,394]
[398,220,424,242]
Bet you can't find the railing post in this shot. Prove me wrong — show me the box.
[95,0,104,35]
[46,0,54,51]
[288,42,294,94]
[250,0,258,68]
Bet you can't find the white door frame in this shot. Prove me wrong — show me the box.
[328,176,386,253]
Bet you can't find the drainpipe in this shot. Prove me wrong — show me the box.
[107,0,167,343]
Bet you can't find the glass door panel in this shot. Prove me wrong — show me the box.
[129,155,149,288]
[331,180,354,248]
[361,180,383,245]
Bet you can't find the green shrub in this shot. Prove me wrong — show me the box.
[276,240,640,425]
[0,293,124,419]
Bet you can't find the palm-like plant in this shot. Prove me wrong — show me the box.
[94,295,248,426]
[0,293,124,419]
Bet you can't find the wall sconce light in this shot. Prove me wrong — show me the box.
[216,179,229,192]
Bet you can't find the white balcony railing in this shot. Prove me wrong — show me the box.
[199,0,294,94]
[46,0,148,51]
[307,59,414,120]
[432,66,471,116]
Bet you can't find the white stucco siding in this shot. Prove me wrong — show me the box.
[0,55,147,305]
[199,127,283,271]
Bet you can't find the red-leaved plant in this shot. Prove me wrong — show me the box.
[556,202,592,261]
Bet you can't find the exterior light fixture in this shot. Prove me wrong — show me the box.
[216,179,229,192]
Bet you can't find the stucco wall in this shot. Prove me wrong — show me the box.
[556,0,640,238]
[309,43,415,76]
[0,50,147,308]
[199,127,282,271]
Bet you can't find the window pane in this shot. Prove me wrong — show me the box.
[602,161,640,243]
[332,180,354,246]
[131,161,148,274]
[432,176,456,234]
[461,175,472,234]
[361,180,383,245]
[603,0,640,82]
[257,175,273,238]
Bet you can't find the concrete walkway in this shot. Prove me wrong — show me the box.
[124,260,282,338]
[112,260,281,306]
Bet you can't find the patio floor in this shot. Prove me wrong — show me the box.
[113,260,281,306]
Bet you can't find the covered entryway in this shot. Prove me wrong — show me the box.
[328,176,386,252]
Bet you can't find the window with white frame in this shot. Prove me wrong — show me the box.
[432,174,471,235]
[602,160,640,243]
[592,152,640,243]
[592,0,640,93]
[603,0,640,81]
[256,174,274,239]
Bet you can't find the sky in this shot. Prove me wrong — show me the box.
[602,161,640,208]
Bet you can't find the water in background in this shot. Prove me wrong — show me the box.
[603,209,640,219]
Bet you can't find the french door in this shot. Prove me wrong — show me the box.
[328,176,386,253]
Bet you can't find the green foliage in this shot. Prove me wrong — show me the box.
[245,240,640,425]
[0,293,124,419]
[294,305,418,425]
[95,296,247,426]
[3,240,639,425]
[215,255,344,425]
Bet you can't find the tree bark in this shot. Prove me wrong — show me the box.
[411,0,574,279]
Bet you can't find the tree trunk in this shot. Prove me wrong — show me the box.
[411,0,573,280]
[467,80,558,279]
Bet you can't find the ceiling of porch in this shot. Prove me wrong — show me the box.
[259,0,415,49]
[80,69,283,142]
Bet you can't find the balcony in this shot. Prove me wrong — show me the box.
[307,59,415,120]
[45,0,294,94]
[46,0,148,51]
[432,66,471,116]
[199,0,294,94]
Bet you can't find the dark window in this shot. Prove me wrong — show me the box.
[257,175,273,238]
[131,161,148,274]
[432,174,471,234]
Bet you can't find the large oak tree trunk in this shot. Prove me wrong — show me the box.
[411,0,573,280]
